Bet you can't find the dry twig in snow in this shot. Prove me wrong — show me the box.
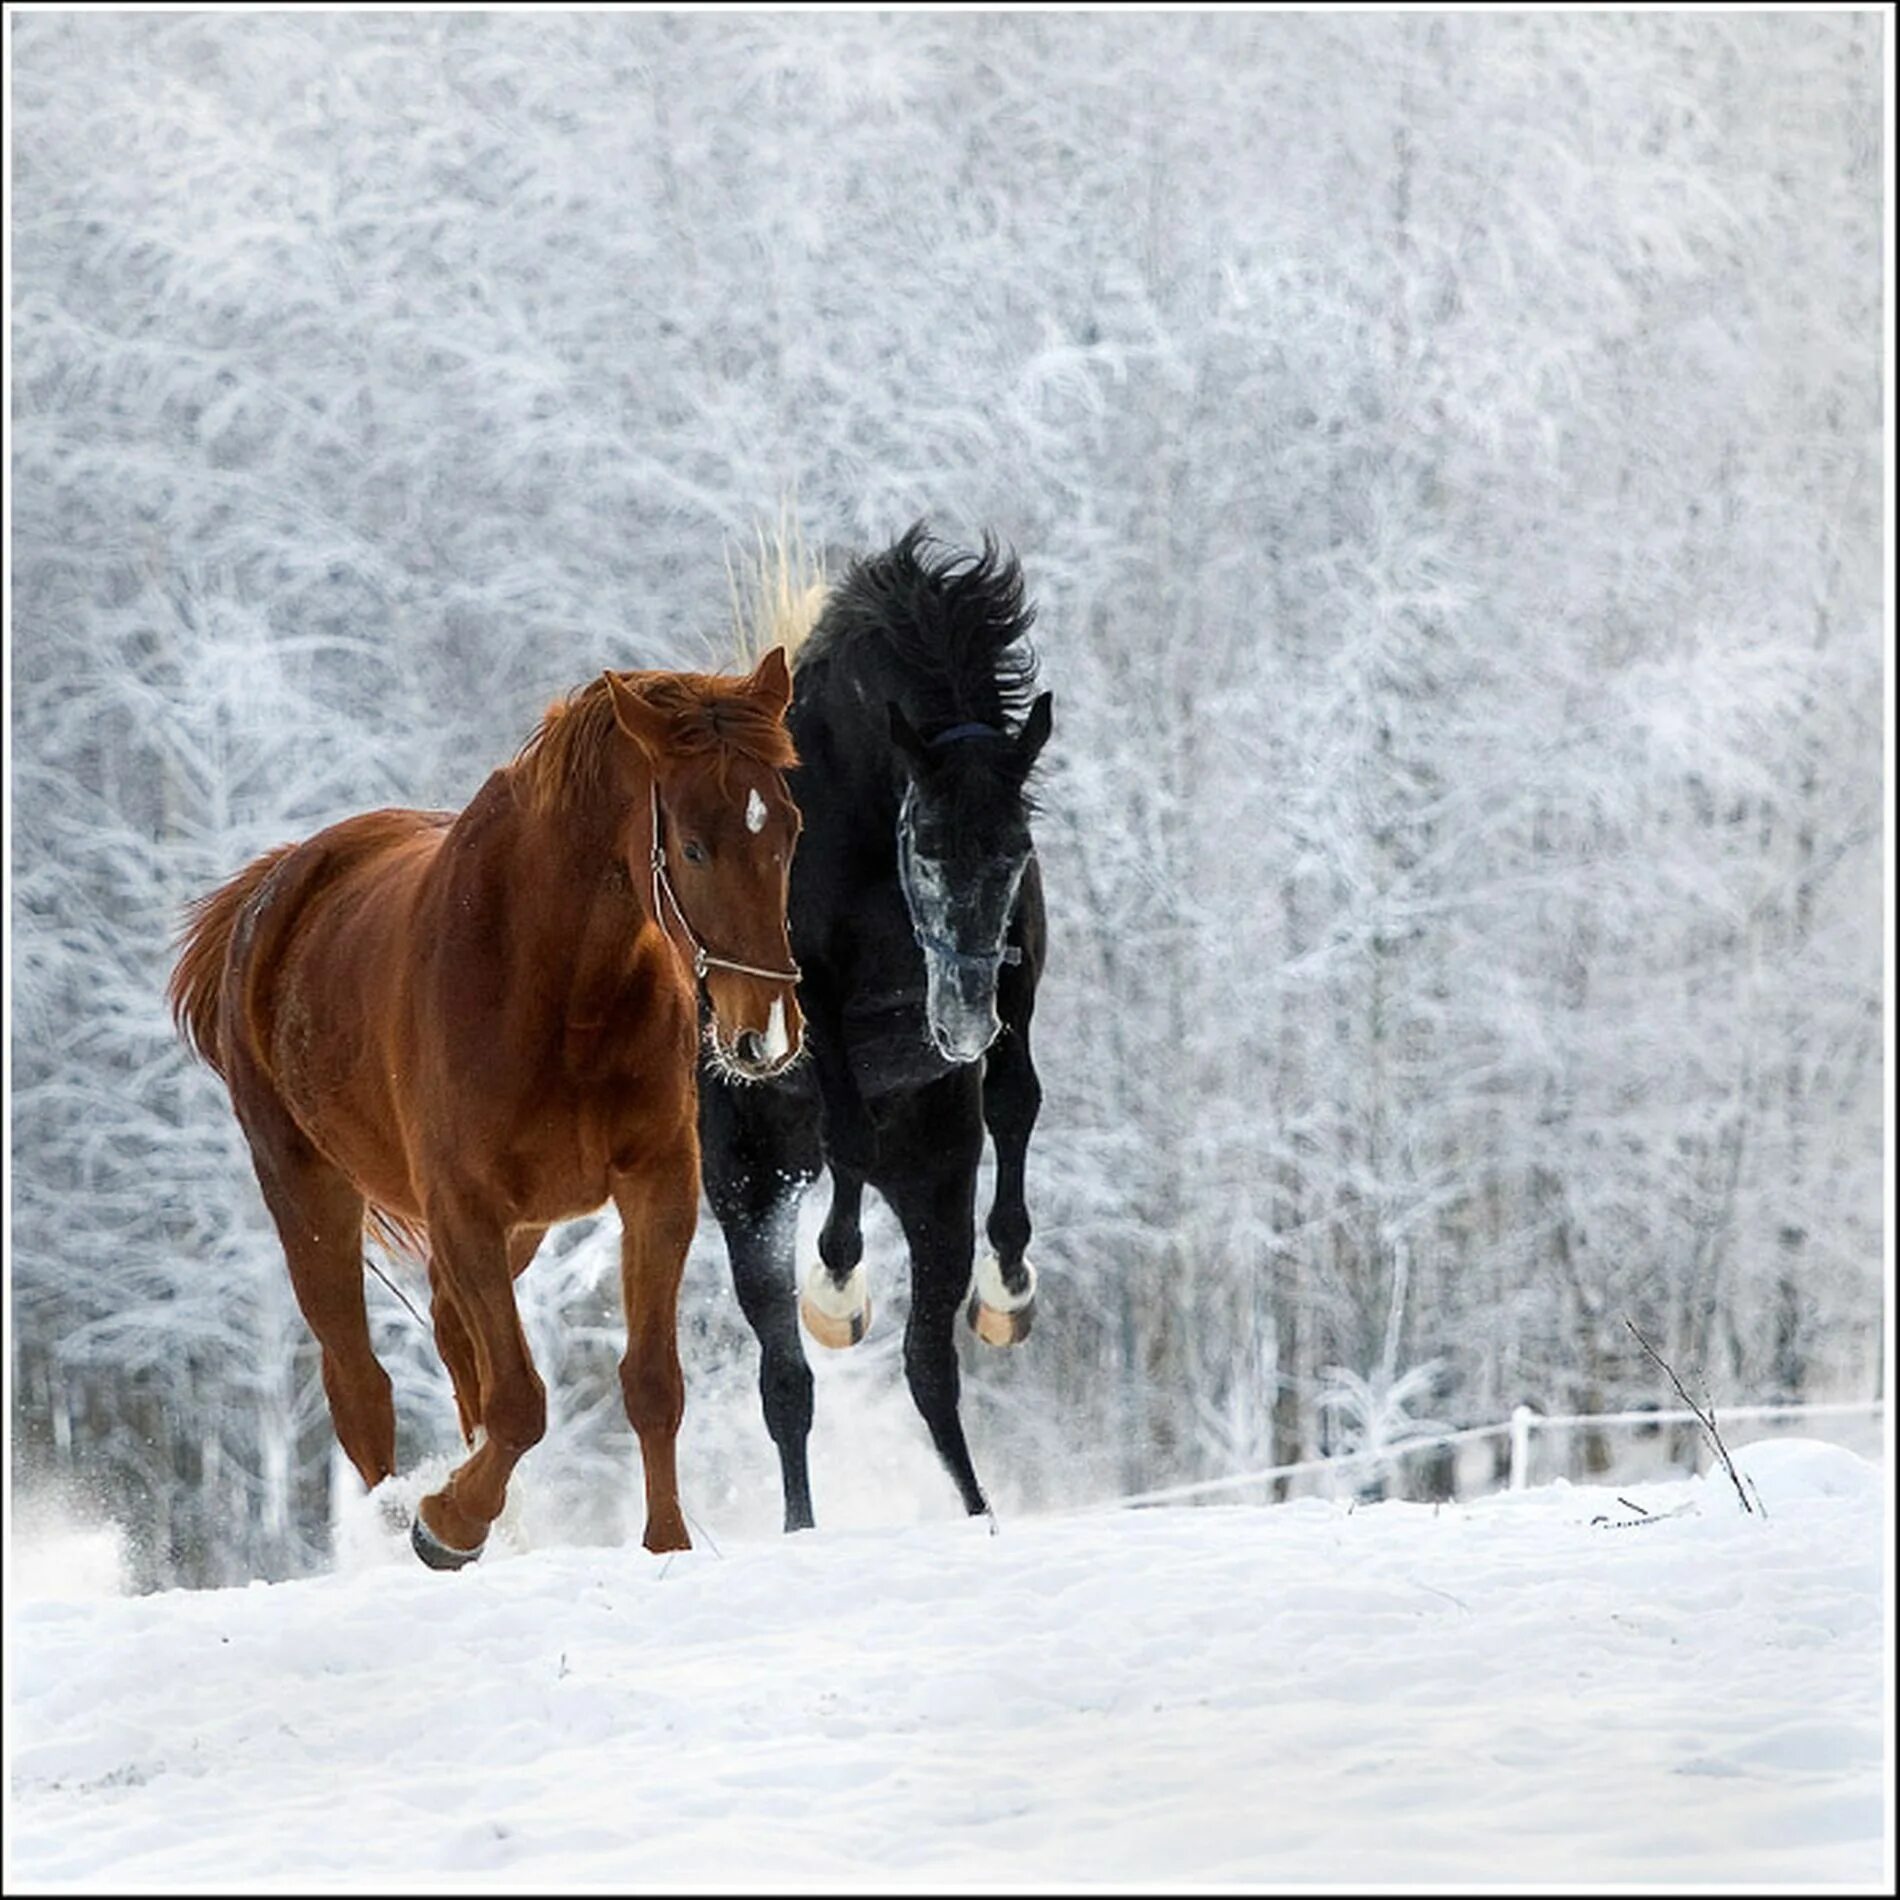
[1622,1315,1762,1517]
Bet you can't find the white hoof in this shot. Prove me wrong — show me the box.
[800,1262,871,1348]
[968,1252,1037,1346]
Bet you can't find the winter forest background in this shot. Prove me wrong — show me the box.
[9,10,1887,1591]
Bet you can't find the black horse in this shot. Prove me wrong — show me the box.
[699,523,1051,1528]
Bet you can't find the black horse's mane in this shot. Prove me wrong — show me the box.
[800,522,1039,736]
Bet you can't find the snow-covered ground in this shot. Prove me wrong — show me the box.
[6,1439,1890,1888]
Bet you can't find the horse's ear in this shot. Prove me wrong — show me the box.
[744,645,793,716]
[605,671,669,759]
[888,701,929,772]
[1013,692,1053,771]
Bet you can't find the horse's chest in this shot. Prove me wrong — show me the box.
[511,1023,698,1215]
[503,1086,683,1218]
[843,986,960,1097]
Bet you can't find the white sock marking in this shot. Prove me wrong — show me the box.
[975,1250,1036,1312]
[804,1261,868,1318]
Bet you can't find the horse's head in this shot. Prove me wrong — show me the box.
[606,650,804,1082]
[890,691,1052,1064]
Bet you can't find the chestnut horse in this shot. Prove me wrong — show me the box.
[168,651,803,1568]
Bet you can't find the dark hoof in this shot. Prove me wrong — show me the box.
[968,1290,1036,1346]
[410,1511,485,1572]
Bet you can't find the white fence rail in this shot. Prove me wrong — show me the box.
[1100,1398,1887,1512]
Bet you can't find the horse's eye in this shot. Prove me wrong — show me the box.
[682,840,708,866]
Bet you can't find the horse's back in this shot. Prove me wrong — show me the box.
[180,808,452,1137]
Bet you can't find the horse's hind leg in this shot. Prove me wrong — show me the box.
[232,1073,395,1491]
[880,1080,991,1518]
[701,1076,820,1531]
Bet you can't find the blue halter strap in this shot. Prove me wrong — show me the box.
[929,720,1002,747]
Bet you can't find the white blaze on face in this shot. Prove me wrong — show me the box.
[746,787,767,834]
[909,851,950,911]
[763,995,790,1063]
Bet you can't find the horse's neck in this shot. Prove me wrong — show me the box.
[475,770,671,1006]
[796,662,911,840]
[805,725,902,871]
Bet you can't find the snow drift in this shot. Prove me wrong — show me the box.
[7,1440,1887,1886]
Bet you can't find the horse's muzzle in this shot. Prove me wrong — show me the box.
[923,954,1002,1064]
[732,1029,801,1080]
[927,1006,1000,1065]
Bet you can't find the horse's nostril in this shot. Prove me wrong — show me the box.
[736,1031,767,1066]
[932,1016,999,1063]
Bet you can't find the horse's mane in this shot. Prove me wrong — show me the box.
[511,669,797,814]
[729,514,831,669]
[803,522,1040,733]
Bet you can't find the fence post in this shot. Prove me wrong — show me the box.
[1510,1404,1537,1492]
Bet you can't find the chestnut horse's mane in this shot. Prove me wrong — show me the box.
[509,669,798,815]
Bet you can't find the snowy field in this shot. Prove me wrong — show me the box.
[6,1438,1889,1889]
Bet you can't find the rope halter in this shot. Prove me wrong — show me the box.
[648,783,802,986]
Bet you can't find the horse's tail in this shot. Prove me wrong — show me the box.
[726,505,830,671]
[166,845,296,1079]
[364,1205,431,1267]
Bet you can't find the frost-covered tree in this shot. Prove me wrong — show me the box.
[10,9,1883,1585]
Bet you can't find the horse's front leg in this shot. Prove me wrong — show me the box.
[612,1126,700,1554]
[801,958,877,1176]
[431,1224,546,1447]
[791,960,876,1350]
[802,1158,872,1349]
[701,1072,823,1530]
[412,1192,547,1569]
[973,950,1041,1347]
